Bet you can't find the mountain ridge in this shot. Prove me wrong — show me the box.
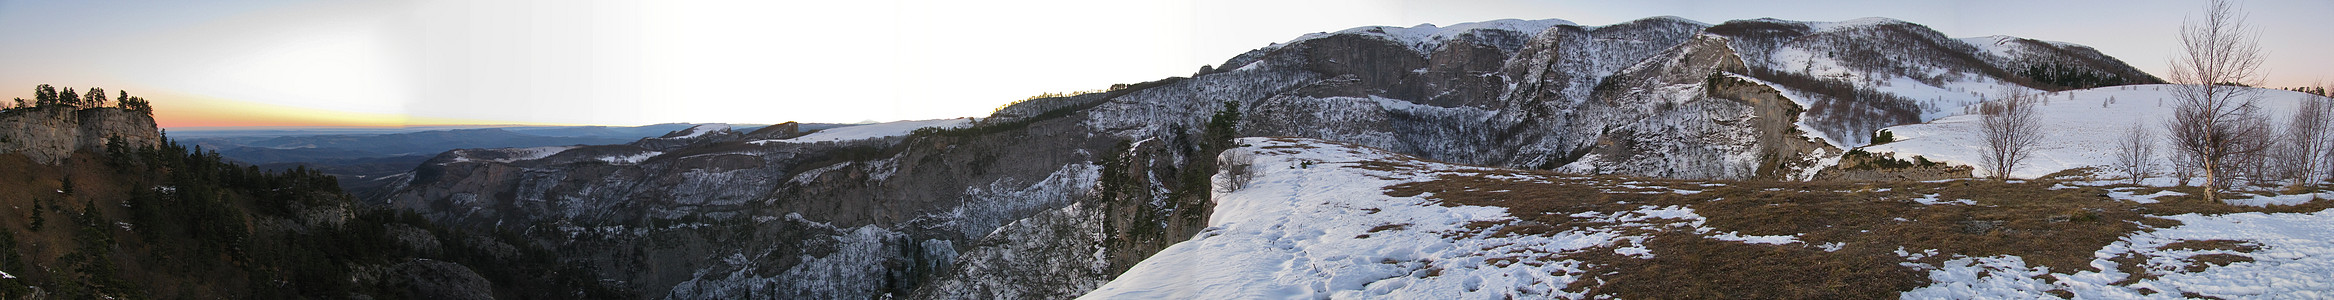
[375,15,2165,298]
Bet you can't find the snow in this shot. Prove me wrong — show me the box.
[1275,18,1577,54]
[445,145,578,164]
[1912,193,1978,206]
[1081,138,1607,299]
[1860,85,2334,179]
[750,118,971,144]
[2225,192,2331,207]
[2107,188,2187,204]
[1083,138,1808,299]
[1906,209,2334,299]
[1803,17,1909,32]
[598,151,661,164]
[1958,35,2024,59]
[1079,137,2334,298]
[665,124,730,139]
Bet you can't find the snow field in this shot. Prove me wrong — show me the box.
[1085,138,1841,299]
[1904,210,2334,299]
[1862,85,2333,180]
[1084,137,1596,299]
[751,118,971,144]
[1085,137,2334,299]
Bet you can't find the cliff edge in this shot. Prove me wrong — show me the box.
[0,106,161,165]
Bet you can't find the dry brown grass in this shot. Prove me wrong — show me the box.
[1367,162,2333,299]
[2162,239,2263,252]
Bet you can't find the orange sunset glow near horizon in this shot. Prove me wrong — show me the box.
[147,92,592,129]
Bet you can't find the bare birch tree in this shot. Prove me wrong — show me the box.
[1980,90,2044,179]
[2165,0,2270,201]
[2170,146,2199,186]
[2114,124,2159,185]
[2277,96,2334,186]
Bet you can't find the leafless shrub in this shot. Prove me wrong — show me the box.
[1979,90,2045,179]
[1217,150,1257,192]
[2274,96,2334,186]
[2113,125,2159,185]
[2170,148,2199,186]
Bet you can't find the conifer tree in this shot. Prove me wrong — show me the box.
[85,87,106,108]
[58,87,79,108]
[34,84,56,107]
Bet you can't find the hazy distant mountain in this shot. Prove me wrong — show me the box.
[180,123,809,197]
[0,106,628,298]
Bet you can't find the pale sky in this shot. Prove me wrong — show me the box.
[0,0,2327,127]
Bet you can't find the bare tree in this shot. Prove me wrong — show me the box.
[2322,82,2334,184]
[2277,96,2334,186]
[2165,0,2270,201]
[1216,150,1257,193]
[2114,124,2159,185]
[2227,116,2276,186]
[2170,147,2199,186]
[1980,90,2045,179]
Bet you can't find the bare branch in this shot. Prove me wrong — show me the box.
[2114,124,2159,185]
[2165,0,2269,201]
[1980,90,2045,179]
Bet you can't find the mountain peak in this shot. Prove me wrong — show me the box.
[1282,18,1577,54]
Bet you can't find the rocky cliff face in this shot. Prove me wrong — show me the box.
[0,107,160,165]
[376,16,2161,298]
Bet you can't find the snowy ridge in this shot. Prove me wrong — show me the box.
[442,145,577,164]
[751,118,971,144]
[1086,138,1813,298]
[1276,18,1577,54]
[1957,35,2024,58]
[596,151,661,164]
[1083,137,1589,298]
[659,124,731,139]
[1802,17,1911,32]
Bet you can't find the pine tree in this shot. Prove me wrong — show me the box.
[84,87,106,108]
[34,84,56,107]
[58,87,79,108]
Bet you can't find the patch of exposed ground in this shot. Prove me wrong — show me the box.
[1371,161,2334,299]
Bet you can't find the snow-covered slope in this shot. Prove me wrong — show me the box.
[440,145,578,164]
[1262,18,1579,57]
[754,118,972,144]
[1905,210,2334,299]
[1860,85,2331,179]
[1088,137,2334,299]
[659,124,731,139]
[1084,137,1636,298]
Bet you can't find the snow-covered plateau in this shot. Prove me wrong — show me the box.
[752,118,973,144]
[375,14,2217,299]
[1863,85,2333,179]
[1084,137,2334,299]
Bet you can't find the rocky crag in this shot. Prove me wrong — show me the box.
[0,106,160,165]
[376,16,2158,298]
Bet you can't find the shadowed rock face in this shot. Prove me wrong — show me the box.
[392,259,498,300]
[0,107,160,165]
[378,16,2161,299]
